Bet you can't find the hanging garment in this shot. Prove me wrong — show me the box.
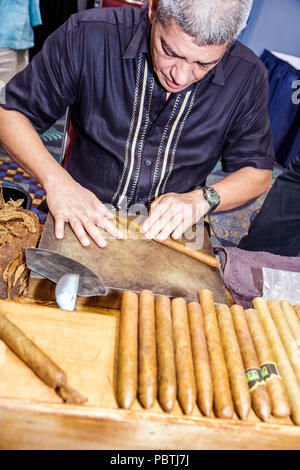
[261,49,300,167]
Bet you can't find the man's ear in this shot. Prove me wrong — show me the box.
[148,0,158,25]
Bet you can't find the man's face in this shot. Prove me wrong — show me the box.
[149,13,228,94]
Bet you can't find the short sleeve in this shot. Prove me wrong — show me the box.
[0,15,82,133]
[221,69,275,172]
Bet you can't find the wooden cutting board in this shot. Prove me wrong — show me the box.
[28,214,226,307]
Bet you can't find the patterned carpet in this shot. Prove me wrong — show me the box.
[207,164,283,247]
[0,119,282,244]
[0,119,64,224]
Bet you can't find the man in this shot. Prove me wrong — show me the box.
[0,0,274,249]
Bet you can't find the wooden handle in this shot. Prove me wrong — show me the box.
[116,214,220,269]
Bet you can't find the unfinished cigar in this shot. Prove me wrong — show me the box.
[230,304,271,422]
[0,311,87,404]
[216,304,251,420]
[187,302,213,417]
[138,290,157,409]
[171,297,196,415]
[117,291,139,409]
[281,300,300,345]
[294,305,300,322]
[245,308,290,418]
[198,289,234,419]
[267,300,300,387]
[116,214,220,269]
[156,295,176,413]
[253,297,300,426]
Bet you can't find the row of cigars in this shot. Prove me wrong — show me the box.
[0,290,299,426]
[117,290,300,425]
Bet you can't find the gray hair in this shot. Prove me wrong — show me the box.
[155,0,254,45]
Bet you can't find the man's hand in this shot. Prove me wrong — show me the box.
[142,190,210,240]
[45,176,123,248]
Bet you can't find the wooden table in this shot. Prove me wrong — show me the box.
[0,299,300,450]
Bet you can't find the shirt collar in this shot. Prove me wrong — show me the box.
[211,42,236,86]
[123,6,150,59]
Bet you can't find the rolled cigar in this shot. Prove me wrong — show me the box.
[267,300,300,386]
[253,297,300,426]
[0,312,87,405]
[171,297,196,415]
[138,290,157,409]
[156,295,176,413]
[245,308,290,418]
[294,305,300,322]
[281,300,300,345]
[187,302,213,417]
[154,238,220,269]
[117,291,139,409]
[216,304,251,420]
[198,289,234,419]
[116,214,220,269]
[230,304,271,422]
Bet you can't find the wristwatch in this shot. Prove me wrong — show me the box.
[195,186,220,214]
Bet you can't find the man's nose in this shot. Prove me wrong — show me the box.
[170,61,193,86]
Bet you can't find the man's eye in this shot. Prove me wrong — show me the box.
[198,63,210,69]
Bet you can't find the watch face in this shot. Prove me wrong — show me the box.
[206,187,220,205]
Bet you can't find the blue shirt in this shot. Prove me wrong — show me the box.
[0,0,41,50]
[2,6,274,208]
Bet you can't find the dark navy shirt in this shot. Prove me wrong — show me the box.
[2,6,275,208]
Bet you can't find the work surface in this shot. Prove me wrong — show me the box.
[28,214,226,306]
[0,300,300,450]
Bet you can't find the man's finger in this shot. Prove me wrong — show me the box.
[144,208,178,239]
[155,212,184,240]
[69,218,92,247]
[142,199,171,232]
[97,216,124,240]
[54,214,66,240]
[172,217,193,240]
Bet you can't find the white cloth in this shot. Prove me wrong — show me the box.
[0,47,29,84]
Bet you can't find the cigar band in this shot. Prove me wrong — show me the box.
[260,362,281,383]
[245,368,264,391]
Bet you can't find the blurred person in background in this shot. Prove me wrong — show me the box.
[0,0,41,84]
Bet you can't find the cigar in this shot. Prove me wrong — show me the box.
[245,308,290,418]
[230,304,271,422]
[116,214,220,269]
[267,300,300,387]
[0,312,87,404]
[187,302,213,417]
[156,295,177,413]
[253,297,300,426]
[198,289,234,419]
[117,291,139,409]
[216,304,251,420]
[171,297,196,415]
[280,300,300,345]
[138,290,157,409]
[294,305,300,322]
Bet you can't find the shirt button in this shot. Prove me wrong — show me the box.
[145,159,152,166]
